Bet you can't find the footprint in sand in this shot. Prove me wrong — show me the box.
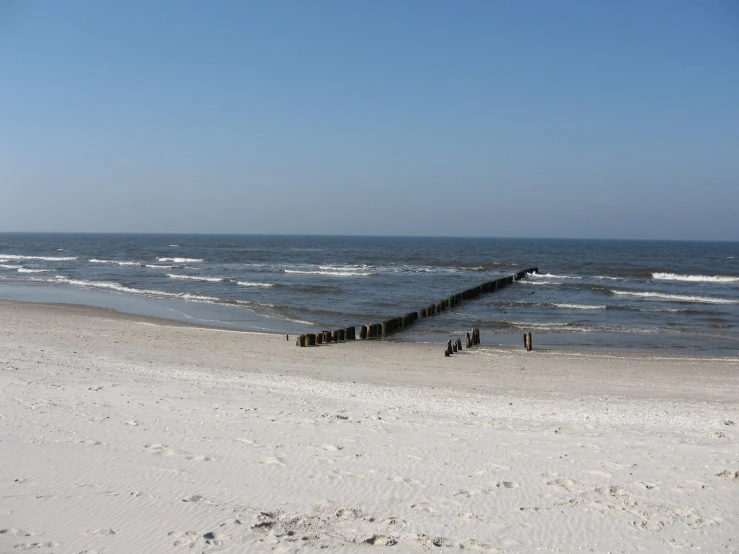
[186,455,215,462]
[635,481,659,490]
[0,528,38,537]
[321,444,343,452]
[143,443,174,456]
[495,481,520,489]
[182,495,217,505]
[87,528,117,535]
[715,469,739,480]
[546,477,579,492]
[12,542,61,550]
[410,502,435,513]
[364,534,397,546]
[77,439,107,447]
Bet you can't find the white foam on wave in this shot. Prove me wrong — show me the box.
[505,321,573,329]
[0,254,77,261]
[652,272,739,284]
[158,257,203,263]
[531,272,581,280]
[0,264,24,269]
[593,275,623,281]
[612,290,738,304]
[284,269,372,277]
[552,303,606,310]
[89,259,144,267]
[168,274,234,283]
[17,268,52,273]
[518,280,561,286]
[237,281,274,287]
[46,276,220,302]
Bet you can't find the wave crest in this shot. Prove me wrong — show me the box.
[612,290,738,304]
[653,272,739,283]
[0,254,77,261]
[158,257,204,263]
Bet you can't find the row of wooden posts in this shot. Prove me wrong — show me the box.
[295,267,539,347]
[444,327,481,356]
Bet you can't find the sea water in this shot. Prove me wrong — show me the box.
[0,233,737,355]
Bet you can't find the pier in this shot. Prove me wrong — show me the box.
[296,267,538,346]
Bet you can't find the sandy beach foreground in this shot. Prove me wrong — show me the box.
[1,300,738,553]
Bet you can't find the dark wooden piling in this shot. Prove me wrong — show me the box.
[316,332,323,345]
[360,325,367,339]
[298,334,306,347]
[346,327,355,340]
[524,331,533,351]
[306,333,316,346]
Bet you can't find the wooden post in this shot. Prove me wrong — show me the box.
[306,333,316,346]
[526,331,533,351]
[447,339,453,355]
[298,334,306,347]
[360,325,367,339]
[452,341,457,352]
[337,329,345,341]
[457,338,462,351]
[346,327,355,340]
[315,332,323,345]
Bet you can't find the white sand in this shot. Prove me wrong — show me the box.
[1,300,738,553]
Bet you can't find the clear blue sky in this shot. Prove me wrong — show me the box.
[1,0,738,239]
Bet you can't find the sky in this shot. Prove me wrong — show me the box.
[1,1,738,240]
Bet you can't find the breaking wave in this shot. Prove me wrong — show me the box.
[611,290,738,304]
[0,254,77,261]
[158,257,204,263]
[283,269,373,277]
[652,272,739,284]
[530,272,582,280]
[168,274,235,283]
[552,303,607,310]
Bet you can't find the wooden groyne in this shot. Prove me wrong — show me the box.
[296,267,538,346]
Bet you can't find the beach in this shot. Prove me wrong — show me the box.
[1,300,738,553]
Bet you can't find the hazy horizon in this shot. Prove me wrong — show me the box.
[2,1,738,241]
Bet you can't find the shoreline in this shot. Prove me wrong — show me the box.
[2,294,738,360]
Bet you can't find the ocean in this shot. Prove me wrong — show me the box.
[0,233,737,355]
